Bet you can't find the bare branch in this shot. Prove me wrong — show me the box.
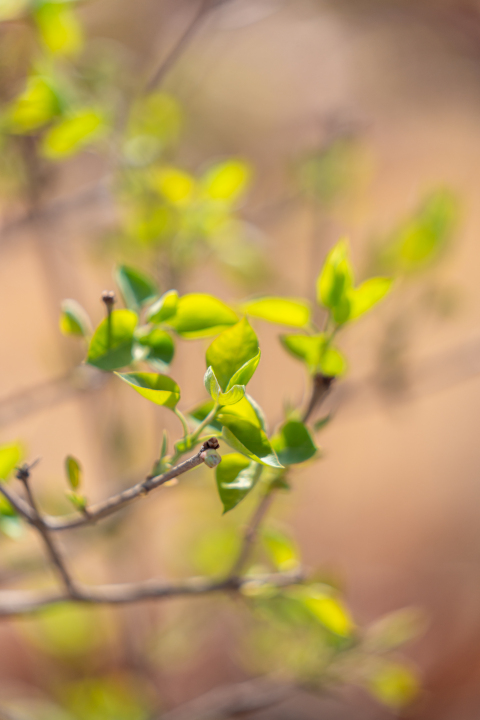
[159,677,296,720]
[0,570,303,618]
[230,490,275,578]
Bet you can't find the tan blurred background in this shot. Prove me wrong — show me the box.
[2,0,480,718]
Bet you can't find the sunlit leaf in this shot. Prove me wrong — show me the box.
[218,395,267,431]
[127,92,183,147]
[271,420,317,465]
[59,299,92,337]
[221,417,282,468]
[166,293,238,339]
[135,326,174,369]
[348,277,392,321]
[204,367,245,406]
[215,453,261,513]
[34,2,83,57]
[115,265,158,310]
[317,239,354,322]
[152,166,195,205]
[87,309,137,371]
[206,317,259,391]
[288,585,354,637]
[7,76,61,134]
[65,455,82,490]
[116,372,180,409]
[188,399,223,433]
[263,527,299,571]
[201,159,252,203]
[280,334,347,376]
[0,442,22,482]
[41,109,106,159]
[367,661,419,709]
[146,289,178,324]
[242,297,310,328]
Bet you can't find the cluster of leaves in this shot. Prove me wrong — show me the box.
[0,3,265,286]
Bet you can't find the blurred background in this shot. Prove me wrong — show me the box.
[1,0,480,717]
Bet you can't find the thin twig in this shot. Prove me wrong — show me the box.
[230,491,275,578]
[146,0,214,92]
[16,465,78,596]
[0,570,303,618]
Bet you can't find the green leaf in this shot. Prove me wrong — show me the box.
[215,453,261,513]
[34,2,83,57]
[367,661,419,709]
[152,166,196,205]
[66,491,87,512]
[218,395,267,431]
[317,239,354,319]
[7,75,61,134]
[166,294,238,339]
[263,527,299,571]
[146,289,179,324]
[41,109,106,160]
[115,265,158,310]
[206,317,259,391]
[271,420,317,465]
[221,417,282,468]
[280,334,347,376]
[201,159,252,203]
[204,367,245,406]
[135,327,174,369]
[87,309,137,371]
[288,585,354,637]
[242,297,310,328]
[0,442,22,482]
[59,299,92,337]
[314,414,332,432]
[116,372,180,409]
[0,494,23,538]
[188,399,222,433]
[348,277,392,321]
[65,455,82,490]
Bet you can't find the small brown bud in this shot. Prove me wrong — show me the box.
[101,291,116,307]
[201,437,220,451]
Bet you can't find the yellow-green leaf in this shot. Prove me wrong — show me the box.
[367,661,419,709]
[166,294,238,339]
[151,166,195,205]
[201,159,252,203]
[34,2,83,57]
[0,442,22,482]
[348,277,392,321]
[41,109,106,160]
[288,585,354,637]
[317,239,354,318]
[215,454,261,513]
[221,417,282,468]
[242,297,310,328]
[59,299,92,337]
[7,76,61,134]
[263,527,299,571]
[206,317,259,391]
[87,309,137,371]
[65,455,82,490]
[116,372,180,409]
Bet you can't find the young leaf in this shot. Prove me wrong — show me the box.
[0,442,22,482]
[34,1,83,57]
[59,299,92,338]
[115,265,158,310]
[271,420,317,465]
[218,395,267,431]
[280,334,347,376]
[348,277,392,321]
[201,159,252,203]
[166,294,238,339]
[116,372,180,409]
[215,454,261,513]
[317,239,354,321]
[188,399,222,432]
[7,75,62,134]
[288,585,354,637]
[206,317,259,391]
[135,327,174,369]
[241,297,310,328]
[263,527,300,571]
[65,455,82,491]
[87,310,137,371]
[314,414,332,432]
[204,367,245,406]
[146,289,179,324]
[66,491,87,512]
[41,109,106,160]
[221,417,282,468]
[152,167,196,205]
[366,661,419,709]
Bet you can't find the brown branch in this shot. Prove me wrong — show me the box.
[0,570,303,618]
[230,490,275,579]
[159,677,296,720]
[16,465,78,596]
[146,0,215,92]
